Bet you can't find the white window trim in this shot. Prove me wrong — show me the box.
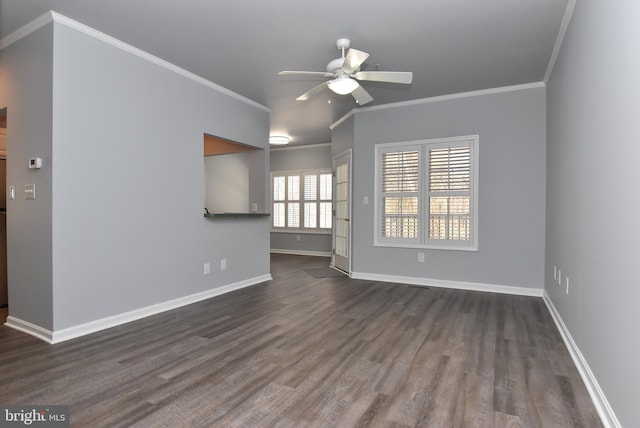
[374,135,479,251]
[271,169,333,234]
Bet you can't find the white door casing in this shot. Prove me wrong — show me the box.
[332,150,351,274]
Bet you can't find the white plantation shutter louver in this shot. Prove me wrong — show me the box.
[287,175,300,228]
[428,145,471,242]
[273,176,285,228]
[378,147,421,244]
[304,175,317,228]
[319,173,332,229]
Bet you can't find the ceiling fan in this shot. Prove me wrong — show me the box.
[278,38,413,106]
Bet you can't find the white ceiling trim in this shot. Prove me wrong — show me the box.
[331,81,546,130]
[544,0,577,83]
[329,111,354,131]
[50,12,271,113]
[0,11,271,113]
[270,142,331,151]
[0,10,53,50]
[357,82,546,112]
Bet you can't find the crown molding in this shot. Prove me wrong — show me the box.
[0,10,53,50]
[270,142,331,151]
[330,81,546,129]
[329,110,354,130]
[0,11,271,113]
[544,0,577,83]
[358,82,546,113]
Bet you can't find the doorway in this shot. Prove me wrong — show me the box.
[332,150,351,274]
[0,108,7,323]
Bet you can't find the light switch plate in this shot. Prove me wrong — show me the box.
[25,184,36,200]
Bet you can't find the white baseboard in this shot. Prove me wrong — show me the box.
[270,249,332,257]
[350,271,544,297]
[4,317,54,343]
[542,291,620,428]
[5,274,272,344]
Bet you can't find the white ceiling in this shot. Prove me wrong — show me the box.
[0,0,569,146]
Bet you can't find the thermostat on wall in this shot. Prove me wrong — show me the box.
[28,157,42,169]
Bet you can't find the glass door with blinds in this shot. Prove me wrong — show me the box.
[332,151,351,274]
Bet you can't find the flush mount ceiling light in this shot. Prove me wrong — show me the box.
[269,135,290,145]
[327,75,359,95]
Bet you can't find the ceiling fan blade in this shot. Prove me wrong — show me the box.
[351,85,374,105]
[296,81,330,101]
[279,71,334,78]
[341,48,369,74]
[353,71,413,84]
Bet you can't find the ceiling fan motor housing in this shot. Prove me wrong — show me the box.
[327,58,347,74]
[328,38,353,74]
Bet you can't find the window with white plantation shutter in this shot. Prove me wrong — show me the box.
[272,170,332,232]
[375,136,478,250]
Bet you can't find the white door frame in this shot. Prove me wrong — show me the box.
[331,149,352,275]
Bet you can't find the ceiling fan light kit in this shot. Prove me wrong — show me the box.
[328,75,359,95]
[269,136,290,145]
[278,38,413,106]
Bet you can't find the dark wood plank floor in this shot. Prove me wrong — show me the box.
[0,254,602,427]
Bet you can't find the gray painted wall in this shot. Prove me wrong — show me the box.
[270,144,332,254]
[270,144,331,172]
[50,22,270,330]
[2,24,55,330]
[331,115,354,158]
[349,87,546,289]
[546,2,640,426]
[270,233,332,256]
[3,19,271,332]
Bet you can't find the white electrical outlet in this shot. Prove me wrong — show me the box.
[418,253,425,263]
[204,262,210,275]
[221,259,227,270]
[251,203,258,212]
[296,235,301,242]
[363,196,369,205]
